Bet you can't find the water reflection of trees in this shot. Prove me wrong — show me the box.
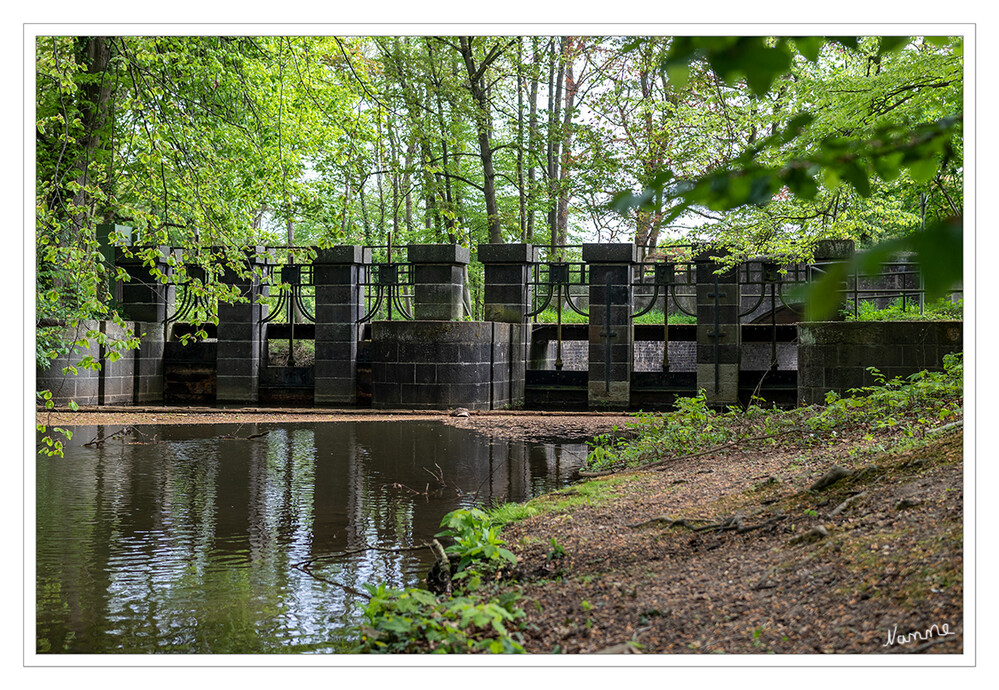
[36,422,585,652]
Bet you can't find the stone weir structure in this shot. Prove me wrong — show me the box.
[36,234,963,412]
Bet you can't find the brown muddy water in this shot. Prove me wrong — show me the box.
[35,420,586,654]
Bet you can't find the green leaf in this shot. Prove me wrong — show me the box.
[878,36,910,55]
[740,42,792,96]
[839,160,871,197]
[906,217,963,299]
[665,63,690,90]
[793,36,824,62]
[906,157,940,185]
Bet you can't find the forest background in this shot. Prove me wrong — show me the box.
[32,31,965,370]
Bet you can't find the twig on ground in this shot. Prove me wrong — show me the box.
[828,491,867,518]
[630,513,786,534]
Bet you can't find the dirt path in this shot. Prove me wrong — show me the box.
[493,427,964,654]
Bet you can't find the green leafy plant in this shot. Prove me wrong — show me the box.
[584,391,735,472]
[580,354,961,475]
[437,508,517,578]
[353,583,525,654]
[546,538,567,562]
[349,508,527,653]
[807,353,962,435]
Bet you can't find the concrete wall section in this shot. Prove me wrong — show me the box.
[797,321,963,405]
[583,244,637,410]
[371,321,522,410]
[215,251,270,404]
[695,252,741,406]
[36,319,165,406]
[313,246,369,405]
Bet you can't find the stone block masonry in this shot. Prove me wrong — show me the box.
[408,244,470,321]
[583,243,637,410]
[371,321,522,410]
[114,246,177,324]
[313,246,370,405]
[797,321,962,405]
[35,319,164,406]
[478,243,536,405]
[694,248,741,406]
[216,247,271,404]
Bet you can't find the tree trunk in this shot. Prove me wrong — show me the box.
[458,36,504,244]
[527,37,540,243]
[517,38,526,241]
[61,37,113,241]
[547,38,564,254]
[556,37,581,249]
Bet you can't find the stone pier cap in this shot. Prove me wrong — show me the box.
[582,243,640,263]
[477,243,539,263]
[407,244,470,265]
[314,245,372,264]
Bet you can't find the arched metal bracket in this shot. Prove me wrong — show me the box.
[165,266,216,325]
[357,262,413,324]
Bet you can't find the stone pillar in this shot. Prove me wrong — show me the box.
[313,245,371,406]
[813,239,856,262]
[479,243,536,408]
[478,243,536,323]
[695,247,741,406]
[583,243,637,409]
[407,244,470,320]
[216,247,271,404]
[114,245,176,324]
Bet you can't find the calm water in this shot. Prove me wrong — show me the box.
[35,421,586,654]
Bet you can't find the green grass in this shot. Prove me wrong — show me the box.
[489,474,633,526]
[580,353,963,474]
[533,308,695,325]
[843,296,962,322]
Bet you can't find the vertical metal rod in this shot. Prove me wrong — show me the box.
[713,275,720,394]
[288,263,296,367]
[555,283,563,371]
[387,232,393,322]
[770,281,777,370]
[662,302,670,372]
[853,267,859,319]
[605,272,612,393]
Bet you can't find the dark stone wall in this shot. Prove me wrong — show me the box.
[797,321,963,404]
[163,340,217,403]
[215,256,269,404]
[370,321,521,410]
[114,247,177,323]
[35,319,165,406]
[408,244,470,321]
[583,244,637,409]
[695,255,741,405]
[313,246,369,405]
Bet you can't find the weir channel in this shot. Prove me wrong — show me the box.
[35,420,586,653]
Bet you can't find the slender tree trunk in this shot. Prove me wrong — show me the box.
[61,36,113,241]
[404,139,416,235]
[517,37,527,241]
[359,185,371,244]
[527,37,539,243]
[556,37,580,249]
[547,38,564,253]
[458,36,504,244]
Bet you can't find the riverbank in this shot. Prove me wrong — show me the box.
[485,420,965,654]
[35,406,636,443]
